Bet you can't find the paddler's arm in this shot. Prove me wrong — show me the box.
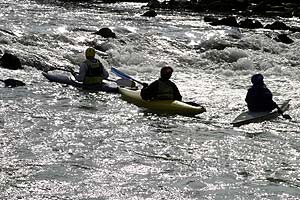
[72,63,87,82]
[274,101,292,119]
[101,66,109,79]
[275,104,283,114]
[171,83,182,101]
[268,91,283,114]
[141,81,158,100]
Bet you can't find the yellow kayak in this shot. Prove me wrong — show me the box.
[119,87,206,116]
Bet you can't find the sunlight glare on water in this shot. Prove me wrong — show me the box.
[0,0,300,199]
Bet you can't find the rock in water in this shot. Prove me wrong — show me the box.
[0,53,23,70]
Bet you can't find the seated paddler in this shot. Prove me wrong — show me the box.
[245,73,283,114]
[72,47,109,87]
[141,66,182,101]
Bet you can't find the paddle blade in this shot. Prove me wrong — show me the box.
[282,114,292,120]
[116,79,136,88]
[111,67,132,80]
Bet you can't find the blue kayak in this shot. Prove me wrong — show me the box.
[42,72,118,93]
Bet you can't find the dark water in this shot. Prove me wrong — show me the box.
[0,0,300,199]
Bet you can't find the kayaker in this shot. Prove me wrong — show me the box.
[245,74,283,113]
[141,66,182,101]
[72,47,109,85]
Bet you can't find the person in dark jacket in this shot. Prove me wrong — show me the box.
[141,66,182,101]
[245,74,283,113]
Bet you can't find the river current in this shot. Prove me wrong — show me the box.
[0,0,300,199]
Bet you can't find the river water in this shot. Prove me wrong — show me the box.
[0,0,300,199]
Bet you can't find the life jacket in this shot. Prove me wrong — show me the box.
[156,80,174,100]
[246,86,277,112]
[83,59,104,85]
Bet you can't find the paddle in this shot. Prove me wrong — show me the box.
[280,112,292,120]
[0,79,25,87]
[115,79,136,88]
[277,106,292,120]
[111,67,144,86]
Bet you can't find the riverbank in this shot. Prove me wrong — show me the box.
[145,0,300,18]
[41,0,300,18]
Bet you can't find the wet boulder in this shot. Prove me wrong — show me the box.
[264,21,290,30]
[274,34,294,44]
[0,53,23,70]
[203,16,219,23]
[289,26,300,32]
[94,28,116,38]
[239,18,263,29]
[143,0,160,9]
[0,78,25,87]
[210,16,239,27]
[206,0,248,12]
[141,10,157,17]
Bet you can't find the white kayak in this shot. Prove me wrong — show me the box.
[231,99,291,127]
[118,87,206,116]
[42,72,118,93]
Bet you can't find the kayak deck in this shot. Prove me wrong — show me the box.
[119,87,206,116]
[231,99,291,127]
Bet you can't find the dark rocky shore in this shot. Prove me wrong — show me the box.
[144,0,300,18]
[36,0,300,17]
[44,0,300,18]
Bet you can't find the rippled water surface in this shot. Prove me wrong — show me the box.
[1,0,300,199]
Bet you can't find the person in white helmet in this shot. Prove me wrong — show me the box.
[72,47,109,85]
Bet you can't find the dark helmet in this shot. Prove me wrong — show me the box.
[160,66,173,79]
[251,73,264,86]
